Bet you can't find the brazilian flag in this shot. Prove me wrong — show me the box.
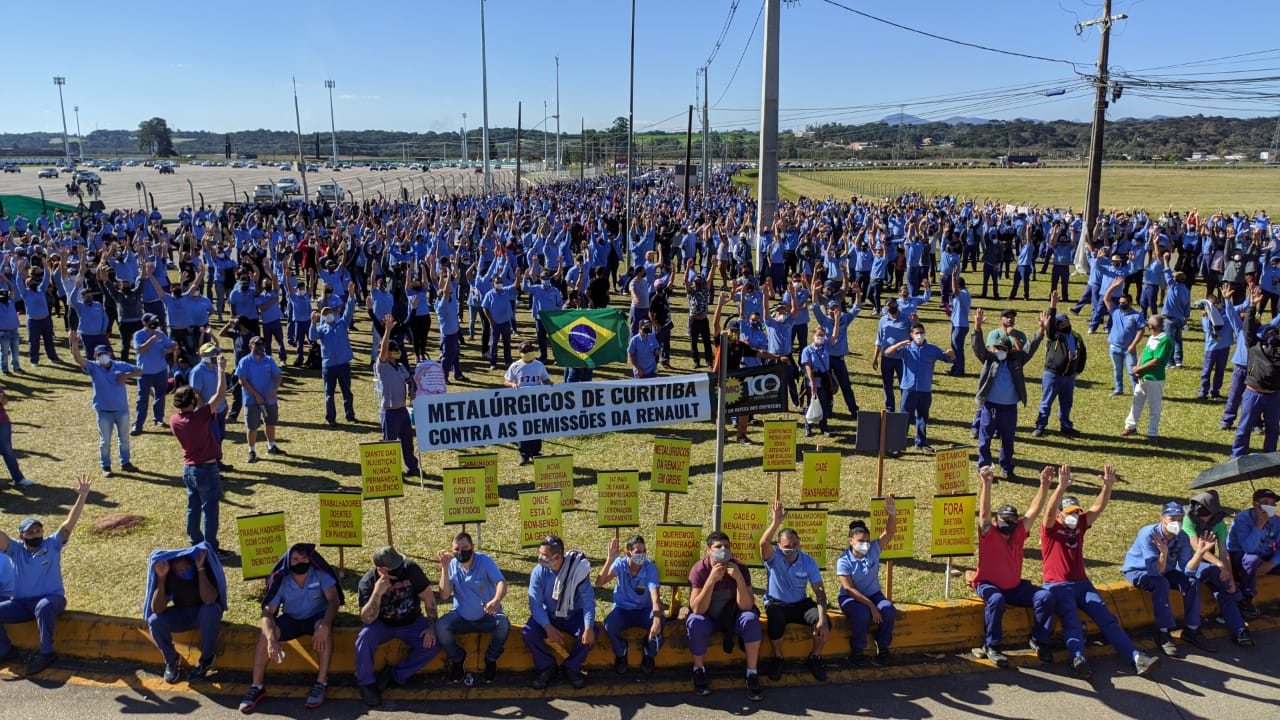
[539,309,629,368]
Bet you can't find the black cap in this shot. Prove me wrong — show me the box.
[995,504,1020,521]
[1001,309,1017,318]
[373,546,405,570]
[1254,488,1279,503]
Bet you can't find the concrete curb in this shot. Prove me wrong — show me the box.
[4,578,1275,679]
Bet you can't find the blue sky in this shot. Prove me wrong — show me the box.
[7,0,1278,136]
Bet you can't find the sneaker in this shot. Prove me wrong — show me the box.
[163,662,181,684]
[102,468,113,477]
[303,682,326,709]
[640,655,655,675]
[1061,427,1082,437]
[1109,390,1123,397]
[26,652,54,676]
[737,436,753,445]
[767,655,782,681]
[1031,427,1045,438]
[129,428,144,436]
[849,649,869,666]
[1156,630,1180,657]
[1029,637,1053,663]
[247,450,259,463]
[1233,629,1255,647]
[1219,423,1233,431]
[238,685,266,713]
[919,444,936,454]
[1120,427,1136,437]
[266,445,286,456]
[984,644,1009,668]
[692,666,711,696]
[359,683,382,708]
[614,656,628,675]
[565,666,586,689]
[15,477,33,487]
[745,673,763,701]
[120,462,140,473]
[873,650,892,667]
[1071,655,1092,679]
[189,657,214,680]
[806,654,827,681]
[1180,627,1215,653]
[1133,652,1160,676]
[1239,599,1261,619]
[449,656,467,683]
[215,548,235,561]
[531,665,557,690]
[484,659,497,683]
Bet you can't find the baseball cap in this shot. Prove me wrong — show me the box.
[1060,496,1083,514]
[1160,501,1185,517]
[18,517,42,533]
[995,504,1020,521]
[142,313,159,325]
[93,344,112,357]
[1254,488,1279,503]
[373,546,405,570]
[199,342,220,356]
[519,341,537,353]
[1001,309,1017,318]
[1055,313,1069,325]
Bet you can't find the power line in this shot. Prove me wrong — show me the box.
[819,0,1086,71]
[703,1,740,68]
[714,0,765,107]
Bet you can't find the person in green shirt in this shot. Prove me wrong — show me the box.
[1122,315,1173,439]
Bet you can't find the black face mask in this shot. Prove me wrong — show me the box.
[996,520,1017,535]
[24,536,43,549]
[290,562,311,576]
[455,549,474,563]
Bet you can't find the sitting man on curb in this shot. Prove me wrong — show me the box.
[596,534,664,676]
[1181,491,1254,646]
[758,500,829,682]
[239,543,342,713]
[522,535,596,690]
[1041,465,1161,679]
[687,530,764,701]
[0,476,92,675]
[145,543,227,684]
[435,531,509,685]
[1120,502,1216,657]
[354,546,439,707]
[1226,488,1280,619]
[969,464,1054,668]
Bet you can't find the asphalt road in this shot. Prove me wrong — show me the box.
[0,163,551,215]
[3,628,1277,720]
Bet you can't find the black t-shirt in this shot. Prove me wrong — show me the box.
[357,560,431,627]
[165,567,214,609]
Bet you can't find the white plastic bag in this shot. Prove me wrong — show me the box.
[805,395,823,424]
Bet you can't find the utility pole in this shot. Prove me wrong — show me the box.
[683,105,694,210]
[543,101,549,169]
[53,77,70,165]
[625,0,636,269]
[325,79,338,164]
[1080,0,1127,246]
[755,0,781,271]
[480,0,492,191]
[74,105,84,160]
[701,66,710,187]
[462,112,468,164]
[555,56,562,172]
[580,117,585,183]
[896,104,904,161]
[516,101,522,193]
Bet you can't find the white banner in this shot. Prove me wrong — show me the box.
[413,375,712,453]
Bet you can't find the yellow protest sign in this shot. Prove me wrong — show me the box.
[317,492,363,547]
[458,453,500,507]
[762,420,798,472]
[534,454,575,507]
[869,496,915,561]
[359,441,404,499]
[650,436,692,494]
[721,500,769,567]
[785,508,829,567]
[597,470,640,528]
[801,451,841,504]
[934,446,971,495]
[653,523,704,585]
[236,512,288,580]
[930,494,977,558]
[442,467,487,525]
[518,489,563,548]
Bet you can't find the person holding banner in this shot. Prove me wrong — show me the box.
[686,531,764,701]
[883,322,955,453]
[595,535,663,675]
[308,284,358,426]
[836,500,897,667]
[240,544,342,713]
[435,531,510,685]
[375,316,420,478]
[504,342,553,465]
[355,546,439,707]
[144,543,226,684]
[970,465,1054,668]
[522,535,596,690]
[758,501,829,682]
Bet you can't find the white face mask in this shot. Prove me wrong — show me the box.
[813,336,827,348]
[912,334,926,346]
[630,552,647,566]
[995,350,1008,361]
[96,355,112,367]
[1062,514,1080,529]
[323,315,336,326]
[853,541,872,555]
[1164,520,1182,535]
[1262,504,1278,519]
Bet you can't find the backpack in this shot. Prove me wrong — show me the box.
[305,341,323,370]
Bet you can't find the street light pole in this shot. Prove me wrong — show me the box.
[480,0,492,192]
[53,77,70,166]
[325,79,339,165]
[74,105,85,160]
[625,0,635,270]
[292,77,309,199]
[462,112,468,165]
[555,55,562,172]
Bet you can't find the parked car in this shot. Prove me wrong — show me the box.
[316,182,343,202]
[158,164,175,175]
[252,183,283,203]
[37,167,59,178]
[276,178,301,196]
[100,163,121,172]
[1,164,19,173]
[75,171,102,184]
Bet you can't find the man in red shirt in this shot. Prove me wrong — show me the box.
[1041,464,1160,679]
[686,531,764,701]
[170,354,231,561]
[970,464,1054,668]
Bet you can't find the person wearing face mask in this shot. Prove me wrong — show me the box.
[628,320,662,379]
[187,343,232,471]
[144,544,226,685]
[307,283,359,426]
[884,321,955,453]
[69,334,144,476]
[16,263,59,365]
[1178,491,1252,646]
[234,336,285,463]
[970,465,1054,668]
[523,535,596,690]
[0,279,20,375]
[1121,502,1219,657]
[971,308,1043,481]
[375,320,420,478]
[1120,314,1173,439]
[1032,295,1086,439]
[836,498,897,668]
[1041,465,1160,679]
[504,341,553,465]
[1103,278,1147,396]
[1226,488,1280,619]
[596,534,664,676]
[871,298,911,412]
[130,313,175,436]
[758,501,829,682]
[355,546,439,707]
[1229,288,1280,457]
[801,326,835,437]
[687,531,764,700]
[434,531,509,686]
[240,543,342,712]
[0,476,92,675]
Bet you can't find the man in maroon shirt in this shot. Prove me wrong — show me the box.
[170,354,232,560]
[970,464,1054,668]
[686,531,763,701]
[1041,464,1159,679]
